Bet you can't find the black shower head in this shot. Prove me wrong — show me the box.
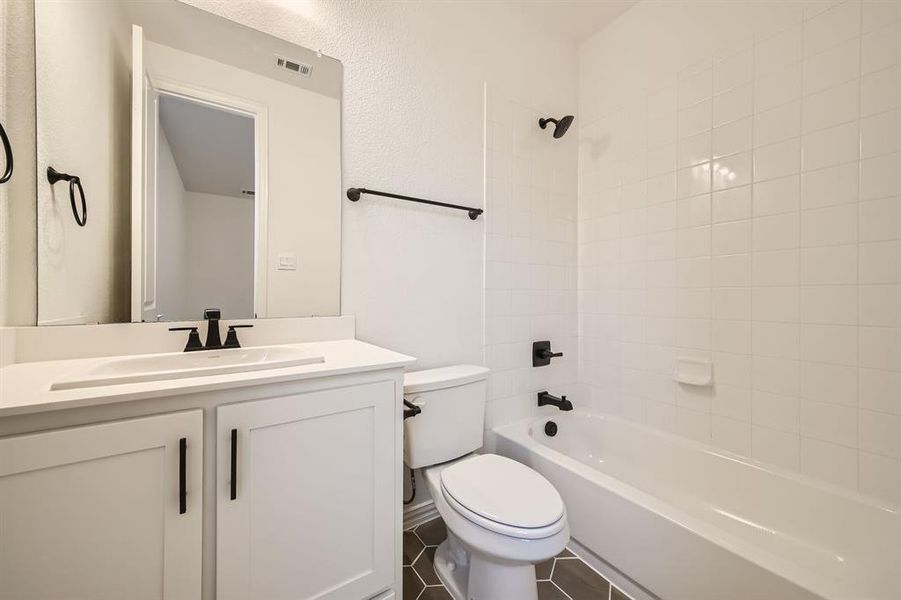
[539,115,574,139]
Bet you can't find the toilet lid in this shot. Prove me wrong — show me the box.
[440,454,564,529]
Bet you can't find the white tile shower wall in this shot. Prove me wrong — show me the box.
[579,0,901,505]
[484,88,580,429]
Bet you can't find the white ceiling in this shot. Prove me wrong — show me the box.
[510,0,638,43]
[158,95,255,199]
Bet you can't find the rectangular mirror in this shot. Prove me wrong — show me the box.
[35,0,342,324]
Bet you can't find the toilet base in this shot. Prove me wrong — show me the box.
[434,537,469,600]
[434,531,538,600]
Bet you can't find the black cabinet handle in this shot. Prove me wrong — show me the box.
[47,166,87,227]
[0,120,12,184]
[230,428,237,500]
[178,437,187,514]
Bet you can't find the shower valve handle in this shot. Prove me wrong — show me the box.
[533,341,563,367]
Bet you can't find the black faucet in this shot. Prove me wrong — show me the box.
[537,391,573,411]
[169,309,253,352]
[203,309,223,349]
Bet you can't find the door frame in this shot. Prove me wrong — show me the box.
[131,71,270,321]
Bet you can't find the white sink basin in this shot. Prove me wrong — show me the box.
[51,346,324,391]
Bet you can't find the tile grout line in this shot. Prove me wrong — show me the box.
[408,527,427,567]
[551,579,576,600]
[407,545,426,569]
[748,6,759,461]
[412,571,427,600]
[408,523,623,599]
[548,555,558,581]
[854,0,867,496]
[409,523,444,599]
[796,10,804,456]
[707,43,714,442]
[564,546,633,599]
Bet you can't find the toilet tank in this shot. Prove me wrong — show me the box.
[403,365,490,469]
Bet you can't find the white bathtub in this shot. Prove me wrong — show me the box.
[493,411,901,600]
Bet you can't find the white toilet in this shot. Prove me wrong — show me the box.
[404,365,569,600]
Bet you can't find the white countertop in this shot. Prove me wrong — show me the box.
[0,340,415,418]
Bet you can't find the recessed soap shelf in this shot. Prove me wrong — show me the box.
[672,357,713,387]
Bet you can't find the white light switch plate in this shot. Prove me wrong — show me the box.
[277,254,297,271]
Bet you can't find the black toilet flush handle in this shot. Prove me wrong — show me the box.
[403,399,422,420]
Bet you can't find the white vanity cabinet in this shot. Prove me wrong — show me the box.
[216,379,398,600]
[0,337,411,600]
[0,410,204,600]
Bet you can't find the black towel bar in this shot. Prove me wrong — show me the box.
[347,187,483,220]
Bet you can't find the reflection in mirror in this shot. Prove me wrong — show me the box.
[151,95,255,322]
[35,0,342,325]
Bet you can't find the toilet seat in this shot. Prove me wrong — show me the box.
[440,454,567,540]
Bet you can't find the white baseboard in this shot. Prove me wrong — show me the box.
[403,500,438,530]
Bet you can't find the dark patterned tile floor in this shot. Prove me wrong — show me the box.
[404,516,633,600]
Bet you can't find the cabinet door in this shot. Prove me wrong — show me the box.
[217,380,397,600]
[0,410,203,600]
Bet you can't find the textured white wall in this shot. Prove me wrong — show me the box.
[35,0,132,325]
[155,128,190,321]
[184,0,579,369]
[578,0,901,505]
[0,0,36,327]
[183,191,255,319]
[3,0,578,365]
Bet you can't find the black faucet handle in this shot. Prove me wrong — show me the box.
[203,308,221,320]
[223,324,253,349]
[169,327,203,352]
[533,341,563,367]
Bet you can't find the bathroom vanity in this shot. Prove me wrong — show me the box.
[0,323,414,600]
[0,1,416,597]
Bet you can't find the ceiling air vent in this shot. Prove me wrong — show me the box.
[275,55,312,77]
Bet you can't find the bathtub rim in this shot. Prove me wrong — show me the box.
[492,410,900,600]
